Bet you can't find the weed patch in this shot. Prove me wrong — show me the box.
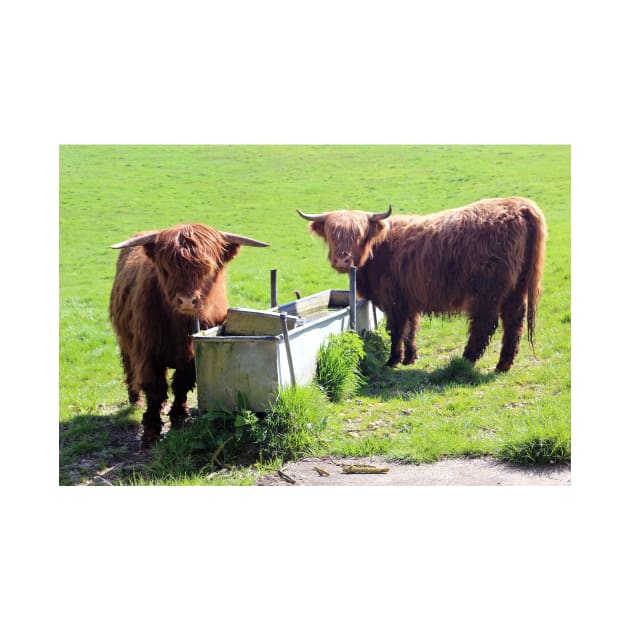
[359,324,391,378]
[143,387,330,481]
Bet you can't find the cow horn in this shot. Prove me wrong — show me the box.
[222,232,270,247]
[109,231,159,249]
[296,208,327,221]
[368,204,393,221]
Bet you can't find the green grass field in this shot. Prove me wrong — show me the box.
[59,144,570,484]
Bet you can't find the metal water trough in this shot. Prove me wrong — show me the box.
[193,269,383,412]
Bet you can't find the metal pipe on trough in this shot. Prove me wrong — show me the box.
[192,315,200,334]
[280,312,296,386]
[349,265,357,331]
[270,268,278,308]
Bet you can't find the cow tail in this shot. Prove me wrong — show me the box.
[523,203,547,354]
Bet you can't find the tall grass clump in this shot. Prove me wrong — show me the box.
[495,416,571,466]
[262,385,330,460]
[316,330,365,401]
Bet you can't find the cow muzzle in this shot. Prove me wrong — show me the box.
[331,252,354,272]
[175,293,201,315]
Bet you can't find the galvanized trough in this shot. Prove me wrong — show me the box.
[193,286,383,412]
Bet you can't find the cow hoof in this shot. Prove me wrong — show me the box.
[139,435,159,451]
[139,423,162,449]
[386,358,401,368]
[169,416,188,430]
[495,363,512,373]
[169,405,191,430]
[402,354,417,365]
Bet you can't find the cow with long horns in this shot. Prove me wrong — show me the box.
[297,197,546,372]
[109,222,269,447]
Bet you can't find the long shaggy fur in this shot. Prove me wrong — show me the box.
[307,197,547,371]
[109,223,241,446]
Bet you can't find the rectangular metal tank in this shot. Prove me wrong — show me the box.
[193,290,382,412]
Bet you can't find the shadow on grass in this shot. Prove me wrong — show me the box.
[361,357,499,401]
[59,405,146,485]
[59,403,267,485]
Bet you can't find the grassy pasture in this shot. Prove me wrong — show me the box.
[59,144,570,485]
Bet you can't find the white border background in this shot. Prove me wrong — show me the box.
[3,1,629,627]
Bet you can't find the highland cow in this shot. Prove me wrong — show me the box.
[297,197,546,372]
[109,222,269,447]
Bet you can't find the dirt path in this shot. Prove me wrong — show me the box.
[256,456,571,486]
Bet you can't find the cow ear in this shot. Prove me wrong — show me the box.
[309,222,326,238]
[143,242,157,260]
[222,242,241,263]
[368,219,390,244]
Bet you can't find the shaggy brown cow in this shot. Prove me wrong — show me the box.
[297,197,547,372]
[109,222,269,447]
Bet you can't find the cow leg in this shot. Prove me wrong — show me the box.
[402,313,421,365]
[169,362,196,429]
[121,351,140,404]
[386,311,407,367]
[496,293,527,372]
[140,376,168,448]
[463,308,499,365]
